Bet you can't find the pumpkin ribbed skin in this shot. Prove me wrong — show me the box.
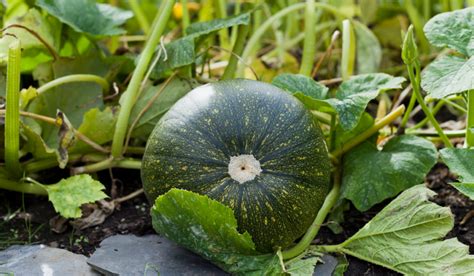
[142,79,330,252]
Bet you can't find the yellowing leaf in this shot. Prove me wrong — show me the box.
[43,174,107,218]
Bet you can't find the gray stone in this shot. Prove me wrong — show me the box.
[314,254,339,275]
[87,234,227,276]
[0,244,98,276]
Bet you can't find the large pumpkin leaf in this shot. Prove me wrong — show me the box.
[335,185,474,275]
[36,0,132,37]
[151,189,285,275]
[354,21,382,74]
[42,174,107,218]
[342,135,437,211]
[327,73,405,130]
[129,78,197,139]
[440,148,474,200]
[423,7,473,57]
[274,73,403,130]
[272,73,329,100]
[421,55,474,99]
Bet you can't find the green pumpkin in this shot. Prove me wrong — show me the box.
[142,79,331,253]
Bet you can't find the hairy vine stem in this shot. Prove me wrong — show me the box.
[4,40,21,179]
[37,74,110,95]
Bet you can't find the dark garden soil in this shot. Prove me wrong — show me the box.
[0,164,472,275]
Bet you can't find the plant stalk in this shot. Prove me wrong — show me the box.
[221,24,250,80]
[4,40,22,179]
[406,63,453,148]
[341,19,355,81]
[466,90,474,147]
[111,0,174,158]
[37,74,110,94]
[129,0,151,34]
[299,0,317,76]
[237,2,346,77]
[282,166,342,260]
[0,179,47,195]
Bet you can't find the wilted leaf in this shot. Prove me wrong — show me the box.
[42,174,107,218]
[37,0,132,37]
[337,185,474,274]
[342,135,437,211]
[421,55,474,99]
[327,73,404,130]
[129,78,197,139]
[423,7,473,57]
[354,21,382,74]
[151,189,285,275]
[440,148,474,200]
[56,111,75,168]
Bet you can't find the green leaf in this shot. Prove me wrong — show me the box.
[20,122,56,160]
[42,174,107,218]
[421,55,474,99]
[353,21,382,74]
[151,12,251,79]
[440,148,474,200]
[151,189,285,275]
[0,8,61,71]
[332,255,349,276]
[129,78,197,139]
[36,0,132,37]
[272,73,329,100]
[71,107,117,152]
[342,135,437,211]
[186,12,251,37]
[19,87,38,110]
[284,246,322,275]
[150,37,196,79]
[334,112,374,148]
[337,185,474,275]
[423,7,474,57]
[327,73,405,130]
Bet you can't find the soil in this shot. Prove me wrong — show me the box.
[0,164,472,275]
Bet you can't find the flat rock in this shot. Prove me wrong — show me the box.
[87,234,339,276]
[0,244,98,276]
[87,234,227,276]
